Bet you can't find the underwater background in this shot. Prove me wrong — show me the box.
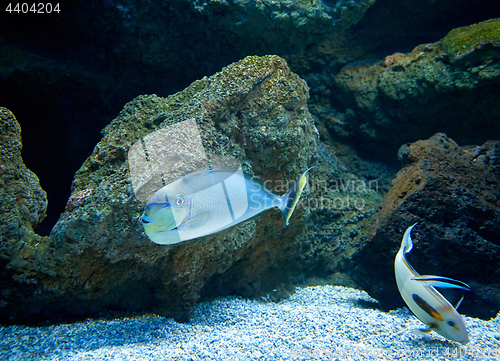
[1,0,500,359]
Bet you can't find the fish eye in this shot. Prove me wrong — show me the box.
[174,195,185,207]
[447,320,456,328]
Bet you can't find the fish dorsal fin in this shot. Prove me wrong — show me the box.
[412,275,470,310]
[411,275,471,291]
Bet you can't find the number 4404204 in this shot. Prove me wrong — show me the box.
[6,3,60,13]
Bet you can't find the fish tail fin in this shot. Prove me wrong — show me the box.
[401,222,419,254]
[279,166,317,226]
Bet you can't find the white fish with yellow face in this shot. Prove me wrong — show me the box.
[141,167,314,245]
[395,223,470,344]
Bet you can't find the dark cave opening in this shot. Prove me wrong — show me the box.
[0,78,112,235]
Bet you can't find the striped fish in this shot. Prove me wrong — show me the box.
[395,223,470,344]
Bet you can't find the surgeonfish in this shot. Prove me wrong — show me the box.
[141,167,315,245]
[394,223,470,344]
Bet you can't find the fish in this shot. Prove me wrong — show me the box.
[394,223,470,344]
[141,167,315,245]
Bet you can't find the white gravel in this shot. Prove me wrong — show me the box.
[1,285,499,360]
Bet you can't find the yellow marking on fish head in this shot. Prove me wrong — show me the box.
[142,182,191,234]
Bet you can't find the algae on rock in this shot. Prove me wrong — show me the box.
[314,18,500,163]
[0,108,49,321]
[440,18,500,60]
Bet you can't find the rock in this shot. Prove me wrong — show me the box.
[351,133,500,319]
[0,107,48,320]
[0,108,47,232]
[0,55,321,324]
[295,141,386,280]
[64,0,374,65]
[321,19,500,163]
[440,18,500,65]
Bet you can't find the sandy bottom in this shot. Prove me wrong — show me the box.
[1,285,498,360]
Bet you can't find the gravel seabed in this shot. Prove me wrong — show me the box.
[1,285,499,360]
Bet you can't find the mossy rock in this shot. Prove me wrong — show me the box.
[440,18,500,59]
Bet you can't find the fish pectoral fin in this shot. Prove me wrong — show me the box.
[411,322,439,337]
[411,275,471,291]
[178,212,209,231]
[454,295,465,310]
[411,328,433,337]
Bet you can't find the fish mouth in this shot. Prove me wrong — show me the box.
[141,215,153,225]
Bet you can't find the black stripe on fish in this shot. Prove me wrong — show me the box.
[221,181,235,222]
[412,293,444,322]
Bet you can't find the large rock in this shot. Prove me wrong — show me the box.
[318,19,500,163]
[351,133,500,319]
[0,108,47,233]
[0,108,48,319]
[0,55,321,323]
